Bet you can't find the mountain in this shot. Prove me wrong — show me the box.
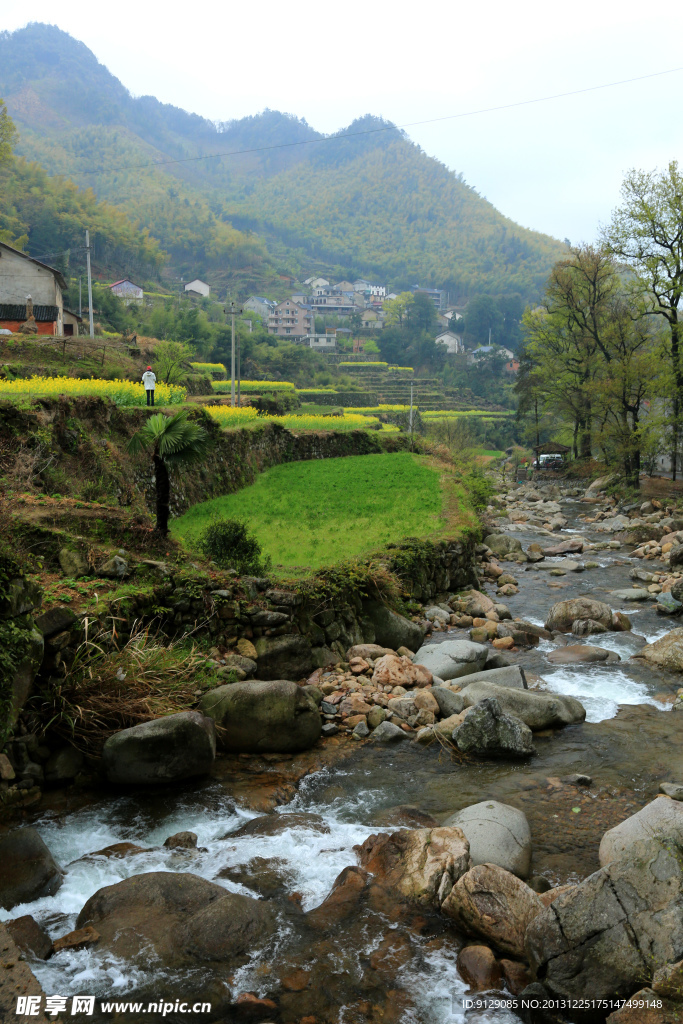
[0,23,565,300]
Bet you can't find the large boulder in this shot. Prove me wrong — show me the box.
[451,697,535,759]
[484,535,523,557]
[102,711,216,785]
[584,473,618,497]
[444,800,532,879]
[371,654,432,689]
[76,871,275,964]
[442,863,543,958]
[432,687,466,718]
[200,679,321,753]
[599,797,683,867]
[634,628,683,673]
[526,835,683,1003]
[254,633,314,680]
[545,597,631,633]
[413,640,488,681]
[459,681,585,731]
[355,827,471,904]
[362,601,425,652]
[8,627,44,727]
[457,589,498,618]
[0,828,63,910]
[454,665,527,689]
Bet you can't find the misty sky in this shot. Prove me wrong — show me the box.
[5,0,683,243]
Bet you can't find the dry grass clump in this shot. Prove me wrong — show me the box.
[30,624,209,755]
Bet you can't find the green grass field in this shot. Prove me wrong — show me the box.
[171,452,445,568]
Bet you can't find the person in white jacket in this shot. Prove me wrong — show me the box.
[142,366,156,406]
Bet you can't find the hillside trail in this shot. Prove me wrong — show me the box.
[3,488,680,1023]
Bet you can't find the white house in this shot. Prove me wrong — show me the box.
[109,279,143,304]
[469,345,514,362]
[435,330,465,355]
[184,279,210,298]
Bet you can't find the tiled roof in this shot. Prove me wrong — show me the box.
[0,304,59,322]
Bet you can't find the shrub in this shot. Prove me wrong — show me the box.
[253,391,300,415]
[197,518,271,575]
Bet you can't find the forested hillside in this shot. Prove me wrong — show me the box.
[0,23,565,299]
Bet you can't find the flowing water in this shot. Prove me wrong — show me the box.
[3,496,681,1022]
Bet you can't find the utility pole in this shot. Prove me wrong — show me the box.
[225,299,243,407]
[78,277,82,318]
[409,381,414,451]
[85,230,94,339]
[488,326,492,346]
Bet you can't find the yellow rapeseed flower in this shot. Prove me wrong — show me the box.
[0,375,186,405]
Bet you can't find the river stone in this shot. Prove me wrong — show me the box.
[670,545,683,568]
[355,826,471,904]
[432,687,466,717]
[456,665,527,689]
[346,644,395,661]
[484,535,523,557]
[584,473,619,497]
[200,680,321,753]
[97,555,129,578]
[367,706,387,729]
[571,618,608,636]
[226,812,330,839]
[545,597,631,633]
[457,945,504,991]
[657,592,683,615]
[452,697,535,759]
[543,539,584,555]
[254,633,314,680]
[458,590,498,618]
[459,681,585,730]
[442,863,543,958]
[76,871,276,964]
[444,800,532,878]
[362,601,424,652]
[5,915,54,959]
[660,783,683,800]
[599,796,683,867]
[369,721,408,743]
[413,640,488,681]
[0,828,63,910]
[525,835,683,1003]
[634,628,683,672]
[102,712,216,784]
[546,644,620,665]
[223,653,257,677]
[610,588,651,602]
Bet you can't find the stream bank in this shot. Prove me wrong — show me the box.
[4,478,683,1023]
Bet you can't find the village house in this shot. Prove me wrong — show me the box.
[244,295,275,319]
[468,344,515,363]
[109,279,144,304]
[309,285,356,316]
[435,329,465,355]
[412,286,445,311]
[184,278,210,298]
[268,299,314,339]
[360,308,385,329]
[0,241,81,335]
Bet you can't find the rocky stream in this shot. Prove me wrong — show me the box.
[4,479,683,1024]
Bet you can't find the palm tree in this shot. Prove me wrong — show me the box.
[128,411,211,535]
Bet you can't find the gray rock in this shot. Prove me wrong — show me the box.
[250,609,289,626]
[362,600,425,652]
[571,618,608,636]
[564,773,592,786]
[424,605,450,623]
[484,534,523,556]
[369,721,409,743]
[367,706,387,729]
[0,828,63,910]
[657,592,683,615]
[670,545,683,568]
[58,547,88,577]
[457,665,528,689]
[660,783,683,800]
[459,681,586,730]
[452,697,535,759]
[634,627,683,672]
[102,712,216,784]
[610,588,651,601]
[547,644,620,665]
[599,796,683,867]
[34,606,77,639]
[222,653,257,678]
[413,639,488,681]
[254,633,314,680]
[545,597,631,633]
[9,626,44,728]
[200,680,321,753]
[44,745,83,784]
[0,576,42,618]
[672,579,683,603]
[353,721,370,738]
[431,687,466,718]
[321,722,338,736]
[526,835,683,1002]
[444,800,532,878]
[97,555,129,579]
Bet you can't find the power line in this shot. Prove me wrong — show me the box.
[63,64,683,179]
